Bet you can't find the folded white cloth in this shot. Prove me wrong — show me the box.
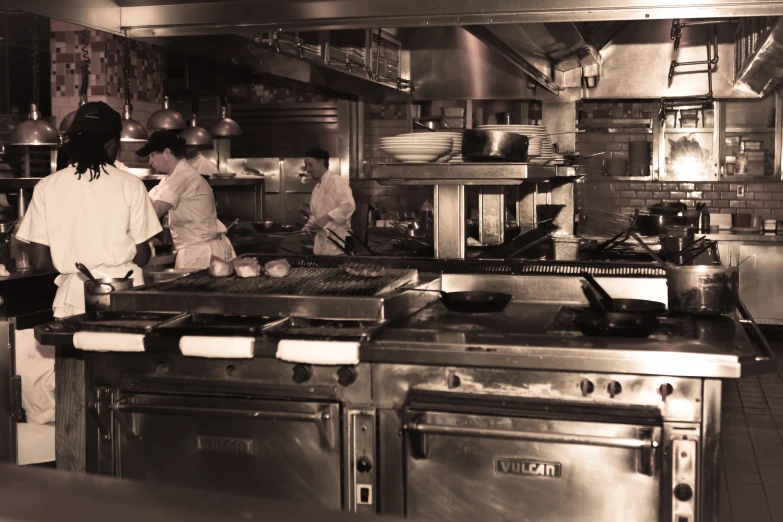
[276,339,360,366]
[14,329,55,425]
[73,332,145,352]
[180,336,255,359]
[17,422,55,465]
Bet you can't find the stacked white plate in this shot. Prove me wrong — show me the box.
[380,133,454,163]
[478,125,556,160]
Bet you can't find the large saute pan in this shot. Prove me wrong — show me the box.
[413,289,513,313]
[461,129,529,163]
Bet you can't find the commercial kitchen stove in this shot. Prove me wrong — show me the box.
[38,255,778,522]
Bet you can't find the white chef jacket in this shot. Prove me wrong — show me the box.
[114,159,129,171]
[186,153,218,175]
[14,164,162,431]
[309,171,356,256]
[148,159,234,268]
[17,164,163,317]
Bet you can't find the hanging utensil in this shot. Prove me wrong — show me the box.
[75,263,98,282]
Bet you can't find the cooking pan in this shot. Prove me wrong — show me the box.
[650,202,686,216]
[573,311,660,338]
[413,289,513,313]
[577,282,660,337]
[634,214,688,236]
[581,272,665,315]
[461,129,529,163]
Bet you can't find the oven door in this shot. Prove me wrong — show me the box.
[112,393,341,508]
[404,408,662,522]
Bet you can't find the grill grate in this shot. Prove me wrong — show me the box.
[516,262,665,277]
[138,267,417,297]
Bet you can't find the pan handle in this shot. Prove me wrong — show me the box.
[580,272,614,311]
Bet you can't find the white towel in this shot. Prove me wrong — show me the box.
[179,336,255,359]
[276,339,360,366]
[73,332,145,352]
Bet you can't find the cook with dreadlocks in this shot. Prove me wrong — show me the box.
[137,130,235,268]
[13,102,162,453]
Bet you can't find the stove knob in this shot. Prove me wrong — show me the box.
[607,380,622,398]
[579,378,595,396]
[292,364,313,384]
[356,456,373,474]
[674,484,693,502]
[659,383,674,402]
[337,366,357,387]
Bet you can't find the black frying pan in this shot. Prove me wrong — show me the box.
[413,289,513,313]
[574,311,660,338]
[581,272,665,315]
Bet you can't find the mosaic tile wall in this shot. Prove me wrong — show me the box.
[50,20,164,104]
[250,74,340,104]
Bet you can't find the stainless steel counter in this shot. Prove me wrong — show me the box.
[706,232,783,242]
[366,302,772,379]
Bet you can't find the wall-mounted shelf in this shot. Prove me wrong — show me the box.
[725,126,775,134]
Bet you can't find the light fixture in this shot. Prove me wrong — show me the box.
[120,38,148,142]
[60,29,90,134]
[10,18,60,147]
[147,95,186,131]
[209,94,242,137]
[179,94,213,146]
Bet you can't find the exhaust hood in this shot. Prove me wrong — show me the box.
[733,17,783,97]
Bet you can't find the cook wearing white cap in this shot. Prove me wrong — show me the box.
[137,130,234,268]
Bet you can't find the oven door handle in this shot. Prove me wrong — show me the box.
[406,420,658,475]
[113,402,337,449]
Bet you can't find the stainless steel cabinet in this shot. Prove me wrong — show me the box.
[403,408,662,522]
[113,393,342,508]
[737,242,783,324]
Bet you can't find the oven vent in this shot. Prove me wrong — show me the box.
[371,30,401,82]
[329,29,368,69]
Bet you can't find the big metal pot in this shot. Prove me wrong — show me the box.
[461,129,529,162]
[665,265,738,315]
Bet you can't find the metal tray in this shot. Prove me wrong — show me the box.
[35,311,185,346]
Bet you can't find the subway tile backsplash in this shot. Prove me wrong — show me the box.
[580,178,783,217]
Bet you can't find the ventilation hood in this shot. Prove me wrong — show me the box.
[734,17,783,97]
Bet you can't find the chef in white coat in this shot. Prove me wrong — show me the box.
[137,130,235,268]
[302,148,356,255]
[15,102,162,432]
[185,146,218,175]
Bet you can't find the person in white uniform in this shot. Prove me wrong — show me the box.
[185,146,218,175]
[15,102,162,440]
[302,148,356,256]
[137,130,235,268]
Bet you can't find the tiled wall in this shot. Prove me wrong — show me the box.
[49,21,167,167]
[250,76,339,104]
[50,21,164,104]
[582,178,783,221]
[575,101,657,161]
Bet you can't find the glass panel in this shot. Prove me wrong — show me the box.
[663,129,715,180]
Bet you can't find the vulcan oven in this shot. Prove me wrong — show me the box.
[375,365,714,522]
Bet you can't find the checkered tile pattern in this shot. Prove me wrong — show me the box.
[50,20,164,103]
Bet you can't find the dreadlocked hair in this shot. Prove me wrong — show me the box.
[62,133,116,181]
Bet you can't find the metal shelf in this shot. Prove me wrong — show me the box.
[664,128,714,134]
[725,126,775,134]
[370,163,580,186]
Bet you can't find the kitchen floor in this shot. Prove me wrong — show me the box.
[720,327,783,522]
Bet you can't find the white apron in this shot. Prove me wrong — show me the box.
[173,217,236,269]
[309,172,355,256]
[53,262,144,318]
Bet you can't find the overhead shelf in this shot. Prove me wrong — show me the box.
[369,163,581,185]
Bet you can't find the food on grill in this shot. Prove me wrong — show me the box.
[341,262,387,278]
[209,256,234,277]
[264,258,291,278]
[233,257,262,278]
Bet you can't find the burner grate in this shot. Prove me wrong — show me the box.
[516,261,665,277]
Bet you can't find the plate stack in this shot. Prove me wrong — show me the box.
[380,133,454,163]
[478,125,556,161]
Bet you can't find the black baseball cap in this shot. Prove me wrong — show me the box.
[66,102,122,136]
[135,130,186,157]
[305,148,329,161]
